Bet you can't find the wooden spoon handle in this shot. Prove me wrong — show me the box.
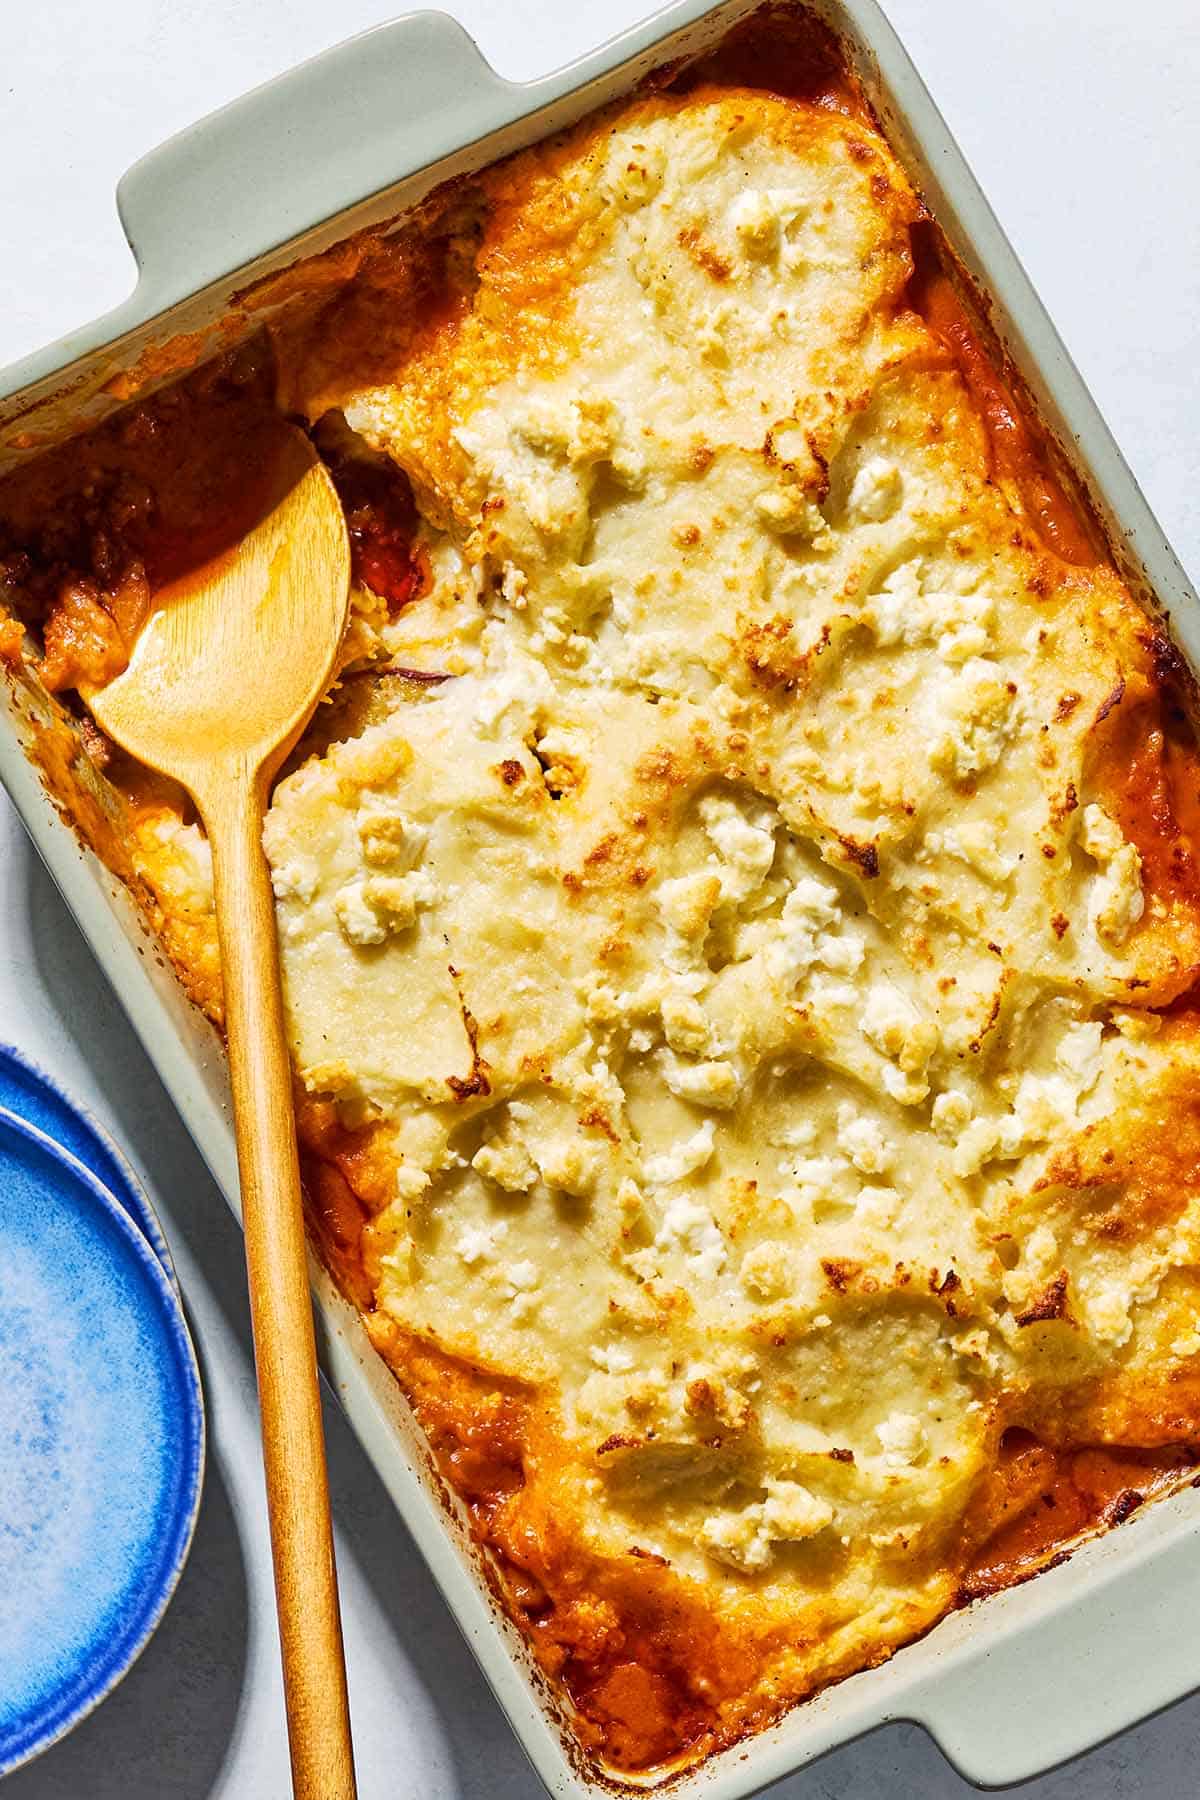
[203,770,357,1800]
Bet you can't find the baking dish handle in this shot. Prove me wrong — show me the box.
[913,1510,1200,1785]
[116,11,509,312]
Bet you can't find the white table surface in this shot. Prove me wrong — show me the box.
[1,2,1197,1795]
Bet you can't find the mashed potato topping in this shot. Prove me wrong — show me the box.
[7,37,1200,1784]
[254,82,1200,1768]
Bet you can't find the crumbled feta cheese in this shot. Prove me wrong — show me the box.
[537,1140,600,1197]
[861,984,936,1099]
[589,1343,636,1374]
[776,1119,816,1150]
[1078,805,1145,944]
[790,1155,843,1189]
[836,1102,893,1175]
[754,485,827,538]
[697,1506,773,1572]
[807,976,859,1014]
[654,1193,727,1280]
[698,794,776,901]
[730,188,778,251]
[356,802,428,869]
[660,992,710,1054]
[953,1328,999,1373]
[855,1183,902,1229]
[1083,1277,1133,1347]
[862,983,920,1061]
[472,1136,539,1193]
[503,1257,542,1322]
[995,1026,1103,1160]
[658,871,722,939]
[929,657,1017,779]
[932,1089,973,1137]
[1094,848,1144,942]
[937,819,1016,883]
[937,605,994,664]
[471,655,554,736]
[333,870,437,946]
[997,1073,1076,1156]
[643,1120,717,1186]
[333,879,386,947]
[271,855,319,905]
[768,876,865,981]
[847,456,902,524]
[698,1477,833,1571]
[1093,852,1144,942]
[1024,1224,1058,1271]
[1079,803,1125,862]
[730,187,808,258]
[875,1411,928,1469]
[395,1164,431,1204]
[1056,1021,1104,1092]
[761,1477,834,1540]
[606,138,666,208]
[952,1116,1001,1177]
[866,560,992,661]
[454,1222,506,1266]
[661,1053,740,1109]
[739,1241,794,1300]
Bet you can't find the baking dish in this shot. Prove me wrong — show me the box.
[3,2,1200,1794]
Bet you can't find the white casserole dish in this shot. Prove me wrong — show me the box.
[3,3,1199,1792]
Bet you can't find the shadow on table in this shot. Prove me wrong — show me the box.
[20,850,532,1799]
[759,1699,1200,1799]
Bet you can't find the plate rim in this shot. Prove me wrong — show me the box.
[0,1104,206,1779]
[0,1040,178,1289]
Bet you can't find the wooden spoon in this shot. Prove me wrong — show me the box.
[89,426,357,1800]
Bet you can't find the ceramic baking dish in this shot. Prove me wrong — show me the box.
[3,2,1199,1793]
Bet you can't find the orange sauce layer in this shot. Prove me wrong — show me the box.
[907,225,1097,567]
[961,1429,1196,1602]
[295,1094,378,1312]
[375,1334,1200,1777]
[678,4,867,121]
[1087,635,1200,944]
[387,1337,761,1775]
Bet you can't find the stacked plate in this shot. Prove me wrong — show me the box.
[0,1043,204,1777]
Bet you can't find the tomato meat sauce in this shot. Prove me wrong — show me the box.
[0,341,430,700]
[961,1430,1196,1602]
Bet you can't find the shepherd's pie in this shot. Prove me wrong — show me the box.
[3,9,1200,1780]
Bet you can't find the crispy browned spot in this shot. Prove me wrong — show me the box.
[676,225,732,282]
[837,832,880,878]
[1014,1270,1070,1326]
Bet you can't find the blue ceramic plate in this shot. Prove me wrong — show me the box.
[0,1108,204,1777]
[0,1043,176,1288]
